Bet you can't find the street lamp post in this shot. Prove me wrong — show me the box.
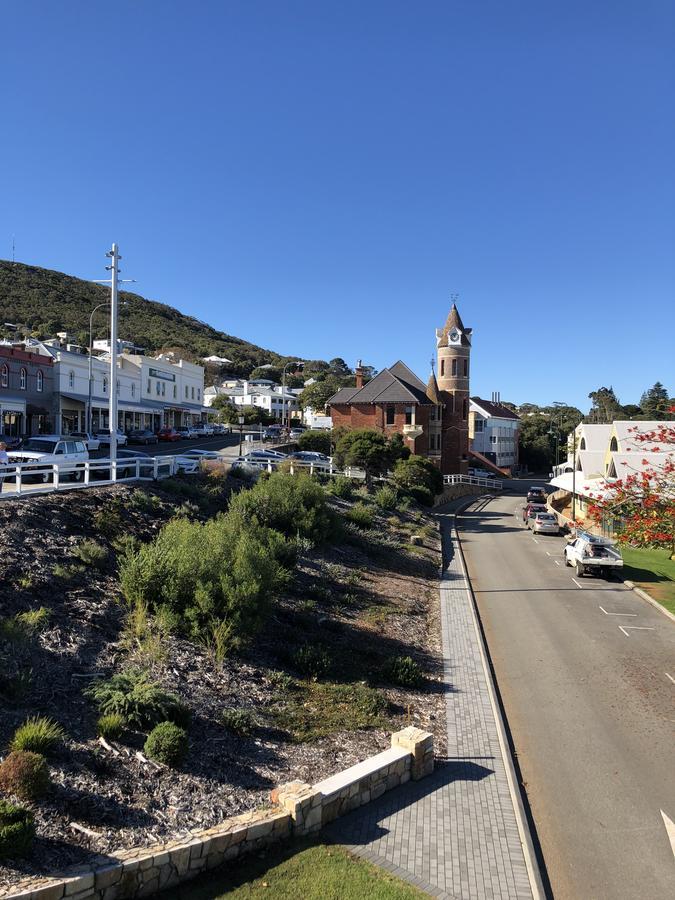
[87,301,111,434]
[238,414,245,456]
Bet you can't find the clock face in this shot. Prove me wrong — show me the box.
[449,330,460,343]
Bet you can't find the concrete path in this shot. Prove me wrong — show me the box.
[326,500,539,899]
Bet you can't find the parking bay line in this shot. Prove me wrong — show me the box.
[532,537,539,544]
[666,673,675,686]
[554,560,561,566]
[599,606,637,617]
[618,625,656,637]
[572,578,583,589]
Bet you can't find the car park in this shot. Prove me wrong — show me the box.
[127,429,159,445]
[157,428,181,442]
[7,435,89,482]
[526,486,547,504]
[95,429,128,447]
[531,512,560,535]
[523,502,548,525]
[564,532,624,578]
[69,431,101,451]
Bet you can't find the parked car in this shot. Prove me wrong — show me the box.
[231,449,287,473]
[564,532,623,578]
[92,448,152,480]
[157,428,181,442]
[176,449,220,461]
[531,512,560,535]
[523,502,548,525]
[69,431,101,451]
[7,435,89,482]
[288,451,332,470]
[262,426,284,441]
[289,428,305,440]
[128,429,159,445]
[211,423,230,434]
[526,486,547,504]
[95,429,128,447]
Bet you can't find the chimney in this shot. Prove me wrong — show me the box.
[355,359,364,389]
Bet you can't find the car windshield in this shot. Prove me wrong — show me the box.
[21,439,57,452]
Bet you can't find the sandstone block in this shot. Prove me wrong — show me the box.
[94,867,122,892]
[64,874,94,896]
[31,884,67,900]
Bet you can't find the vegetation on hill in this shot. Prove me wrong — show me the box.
[0,260,295,377]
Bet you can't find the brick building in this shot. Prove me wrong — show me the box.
[0,345,55,438]
[328,303,472,475]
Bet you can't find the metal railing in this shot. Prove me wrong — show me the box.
[0,456,176,500]
[443,473,503,491]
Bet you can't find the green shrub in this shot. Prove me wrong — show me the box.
[0,751,51,800]
[268,670,296,693]
[86,670,189,730]
[297,430,331,455]
[15,607,51,633]
[229,472,332,542]
[291,644,332,680]
[393,455,443,498]
[0,800,35,859]
[10,717,64,756]
[52,562,85,580]
[92,497,124,538]
[220,707,256,735]
[72,539,108,570]
[119,506,286,644]
[327,476,353,500]
[382,655,424,688]
[345,502,374,530]
[96,713,126,741]
[129,490,163,513]
[374,485,398,510]
[144,721,188,767]
[408,485,434,507]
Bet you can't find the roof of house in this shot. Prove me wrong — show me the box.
[328,360,432,406]
[470,397,520,420]
[575,423,612,452]
[426,371,440,404]
[612,420,674,452]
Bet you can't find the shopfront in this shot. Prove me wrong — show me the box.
[0,399,25,438]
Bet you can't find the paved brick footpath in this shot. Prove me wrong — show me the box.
[326,505,535,899]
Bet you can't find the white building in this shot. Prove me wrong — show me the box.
[469,397,520,471]
[205,380,299,421]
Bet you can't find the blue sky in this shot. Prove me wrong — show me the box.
[1,0,673,411]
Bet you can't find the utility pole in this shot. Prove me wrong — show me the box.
[106,244,120,464]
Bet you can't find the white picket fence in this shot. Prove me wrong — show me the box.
[443,473,503,491]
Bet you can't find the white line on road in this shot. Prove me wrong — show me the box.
[532,537,539,544]
[599,606,637,617]
[666,673,675,686]
[545,551,551,557]
[618,626,656,637]
[661,810,675,860]
[572,578,583,589]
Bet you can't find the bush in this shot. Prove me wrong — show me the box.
[291,644,332,680]
[0,751,50,800]
[382,655,424,688]
[119,510,284,644]
[96,713,126,741]
[297,430,331,455]
[229,472,332,543]
[144,721,188,767]
[15,607,51,634]
[0,801,35,859]
[10,716,65,756]
[86,670,189,730]
[374,485,398,510]
[326,476,354,499]
[393,455,443,498]
[333,429,391,477]
[345,502,374,529]
[72,539,108,570]
[220,707,256,735]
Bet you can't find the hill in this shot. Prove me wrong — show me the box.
[0,259,295,377]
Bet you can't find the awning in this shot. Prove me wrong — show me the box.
[0,399,26,414]
[59,393,86,407]
[549,472,611,500]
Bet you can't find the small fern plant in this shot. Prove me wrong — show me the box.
[85,670,189,730]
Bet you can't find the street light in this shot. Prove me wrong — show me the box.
[238,414,245,456]
[87,300,129,434]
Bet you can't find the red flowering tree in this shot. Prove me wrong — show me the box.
[587,414,675,557]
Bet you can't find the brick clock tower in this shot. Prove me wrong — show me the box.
[435,303,471,475]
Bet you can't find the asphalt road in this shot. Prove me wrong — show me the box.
[457,482,675,900]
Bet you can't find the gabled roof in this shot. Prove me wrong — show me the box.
[575,423,612,452]
[611,420,674,452]
[328,360,432,407]
[470,397,520,421]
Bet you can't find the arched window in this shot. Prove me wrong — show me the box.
[103,376,108,394]
[37,370,43,392]
[68,370,75,389]
[579,437,586,450]
[0,364,8,387]
[20,368,27,390]
[609,436,618,452]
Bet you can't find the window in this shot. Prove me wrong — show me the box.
[36,370,43,392]
[474,419,484,432]
[156,382,161,396]
[451,359,457,376]
[68,370,74,389]
[173,385,176,399]
[20,368,27,390]
[405,406,413,426]
[197,388,201,400]
[185,385,189,399]
[103,376,108,394]
[463,359,468,376]
[191,386,195,400]
[580,437,586,450]
[1,364,8,387]
[161,382,166,396]
[131,383,136,398]
[385,405,395,425]
[609,437,617,452]
[440,359,445,377]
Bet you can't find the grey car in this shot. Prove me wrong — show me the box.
[531,512,560,535]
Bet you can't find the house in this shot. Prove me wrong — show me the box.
[205,380,299,421]
[0,344,55,437]
[328,303,472,475]
[469,396,520,473]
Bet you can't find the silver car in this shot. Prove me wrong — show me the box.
[531,512,560,535]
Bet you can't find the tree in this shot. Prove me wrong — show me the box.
[588,387,623,423]
[333,429,391,479]
[250,366,282,383]
[297,430,332,455]
[640,382,670,420]
[388,432,411,463]
[392,456,443,497]
[298,376,343,411]
[518,417,555,470]
[210,397,273,425]
[328,357,352,378]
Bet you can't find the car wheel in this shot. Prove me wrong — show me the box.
[563,553,570,566]
[575,562,584,577]
[71,469,84,483]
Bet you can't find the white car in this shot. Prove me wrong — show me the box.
[69,431,101,451]
[95,429,128,447]
[173,449,222,474]
[563,532,624,578]
[231,449,287,473]
[8,435,89,483]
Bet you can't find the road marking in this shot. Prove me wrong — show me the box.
[554,560,561,566]
[666,673,675,686]
[661,810,675,860]
[618,625,655,637]
[599,606,637,617]
[572,578,583,589]
[545,551,551,557]
[532,537,539,544]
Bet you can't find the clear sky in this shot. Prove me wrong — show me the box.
[2,0,673,411]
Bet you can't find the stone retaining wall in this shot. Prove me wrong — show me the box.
[4,727,433,900]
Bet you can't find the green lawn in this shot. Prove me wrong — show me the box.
[160,841,427,899]
[620,546,675,615]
